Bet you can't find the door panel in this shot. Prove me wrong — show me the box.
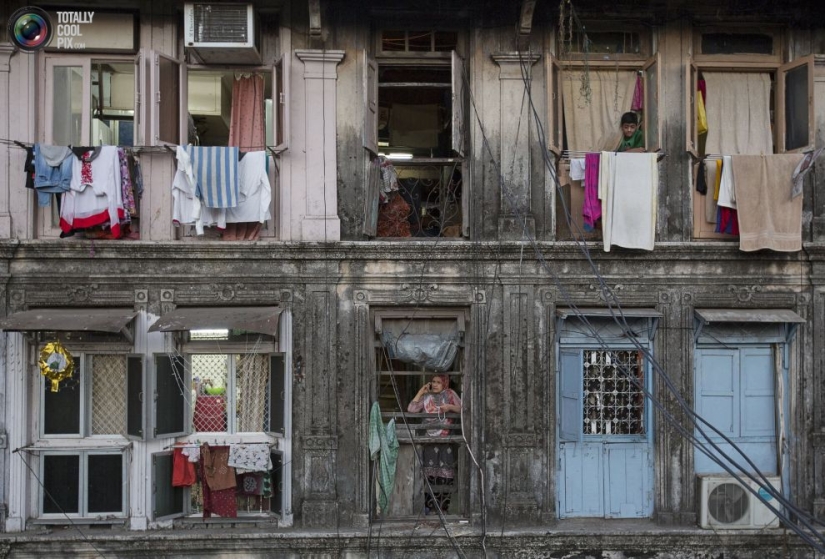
[605,444,651,518]
[560,442,603,517]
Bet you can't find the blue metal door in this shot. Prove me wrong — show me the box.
[558,348,653,518]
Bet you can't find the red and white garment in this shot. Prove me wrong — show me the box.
[60,146,124,238]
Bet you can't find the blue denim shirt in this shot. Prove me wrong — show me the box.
[33,144,73,207]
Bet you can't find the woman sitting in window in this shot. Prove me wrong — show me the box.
[408,374,461,514]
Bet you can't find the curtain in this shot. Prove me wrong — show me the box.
[703,72,773,155]
[561,70,636,152]
[227,74,266,240]
[237,353,269,432]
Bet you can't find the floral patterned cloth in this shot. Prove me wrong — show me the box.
[227,443,272,474]
[199,455,237,518]
[118,148,137,217]
[201,444,236,491]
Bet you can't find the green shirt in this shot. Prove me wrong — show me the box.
[617,129,645,152]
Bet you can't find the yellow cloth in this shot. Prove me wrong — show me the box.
[697,90,708,135]
[713,159,722,201]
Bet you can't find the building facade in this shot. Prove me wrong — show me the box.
[0,0,823,556]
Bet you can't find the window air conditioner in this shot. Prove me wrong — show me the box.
[699,475,781,529]
[184,3,261,64]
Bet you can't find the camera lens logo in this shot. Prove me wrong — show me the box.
[8,7,53,52]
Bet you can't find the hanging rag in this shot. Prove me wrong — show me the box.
[600,152,658,251]
[703,72,773,155]
[582,152,602,231]
[369,402,400,515]
[703,159,718,224]
[696,90,708,136]
[227,443,272,474]
[172,447,196,487]
[201,443,236,491]
[790,147,824,199]
[731,154,805,252]
[695,161,707,195]
[716,156,736,209]
[715,206,739,235]
[631,73,644,111]
[185,146,239,209]
[200,447,237,519]
[569,158,586,181]
[32,144,73,206]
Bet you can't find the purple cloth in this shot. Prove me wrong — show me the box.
[631,74,644,111]
[583,153,602,231]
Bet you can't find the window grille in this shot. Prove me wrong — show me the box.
[91,355,127,436]
[583,350,645,436]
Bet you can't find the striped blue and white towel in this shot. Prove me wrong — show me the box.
[186,146,239,208]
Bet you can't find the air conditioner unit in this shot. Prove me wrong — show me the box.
[184,3,261,64]
[699,475,781,529]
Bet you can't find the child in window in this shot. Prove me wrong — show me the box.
[617,112,645,153]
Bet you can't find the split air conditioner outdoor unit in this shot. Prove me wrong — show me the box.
[699,475,781,529]
[184,3,261,64]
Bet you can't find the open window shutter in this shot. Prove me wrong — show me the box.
[126,354,145,439]
[686,59,698,159]
[695,349,738,439]
[643,53,661,153]
[740,347,776,438]
[273,54,290,153]
[149,51,186,146]
[363,157,380,237]
[270,450,284,515]
[778,54,815,153]
[558,349,581,442]
[133,49,148,147]
[269,353,286,435]
[153,354,188,438]
[451,51,466,157]
[363,52,378,155]
[546,54,563,156]
[152,451,185,520]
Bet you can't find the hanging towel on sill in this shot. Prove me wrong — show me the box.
[600,151,658,252]
[185,146,239,209]
[731,154,805,252]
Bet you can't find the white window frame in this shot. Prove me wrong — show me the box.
[37,52,144,239]
[37,449,129,521]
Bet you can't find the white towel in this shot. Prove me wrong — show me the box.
[716,155,736,209]
[570,158,586,181]
[600,152,658,251]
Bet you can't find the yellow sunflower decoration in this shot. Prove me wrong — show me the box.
[39,341,74,392]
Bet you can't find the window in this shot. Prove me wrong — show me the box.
[688,26,814,239]
[150,329,288,520]
[39,54,143,239]
[168,57,287,240]
[364,31,467,238]
[372,310,468,518]
[694,346,777,474]
[40,451,127,520]
[549,24,660,240]
[36,350,139,521]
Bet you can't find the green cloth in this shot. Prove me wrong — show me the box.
[617,129,645,152]
[369,401,399,514]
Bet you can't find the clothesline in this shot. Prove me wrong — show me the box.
[0,138,286,157]
[164,441,274,450]
[563,150,667,162]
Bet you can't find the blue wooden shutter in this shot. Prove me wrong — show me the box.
[559,349,582,442]
[696,349,738,439]
[740,347,775,438]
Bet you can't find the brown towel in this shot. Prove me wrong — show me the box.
[731,154,804,252]
[201,444,236,491]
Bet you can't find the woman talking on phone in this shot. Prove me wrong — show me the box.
[407,374,462,514]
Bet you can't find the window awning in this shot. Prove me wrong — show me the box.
[0,309,137,333]
[694,309,805,324]
[556,308,663,319]
[148,307,282,337]
[0,308,137,334]
[694,308,805,346]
